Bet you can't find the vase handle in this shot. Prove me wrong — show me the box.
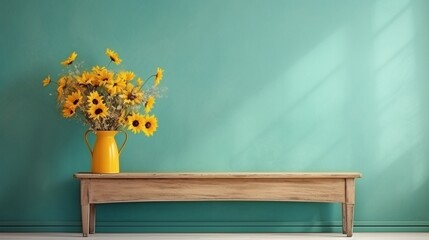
[118,130,128,155]
[84,130,93,156]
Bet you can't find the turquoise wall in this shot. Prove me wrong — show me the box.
[1,0,429,233]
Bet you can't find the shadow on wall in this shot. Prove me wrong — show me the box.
[149,0,366,172]
[143,0,429,224]
[355,0,429,221]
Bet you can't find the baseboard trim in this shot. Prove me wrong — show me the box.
[1,221,429,233]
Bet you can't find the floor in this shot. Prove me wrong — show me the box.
[0,233,428,240]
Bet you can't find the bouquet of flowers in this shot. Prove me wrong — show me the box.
[42,49,164,137]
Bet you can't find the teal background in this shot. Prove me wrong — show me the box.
[1,0,429,233]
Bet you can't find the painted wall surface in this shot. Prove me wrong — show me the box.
[1,0,429,232]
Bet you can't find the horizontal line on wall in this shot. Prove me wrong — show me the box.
[1,221,429,232]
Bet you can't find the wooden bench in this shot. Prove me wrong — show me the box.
[74,172,361,237]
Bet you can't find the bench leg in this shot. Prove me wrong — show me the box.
[89,204,96,234]
[346,204,355,237]
[80,180,90,237]
[342,203,346,234]
[81,204,90,237]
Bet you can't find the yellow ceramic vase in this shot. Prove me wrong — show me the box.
[84,130,128,173]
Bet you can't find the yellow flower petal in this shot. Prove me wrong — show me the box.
[136,77,143,87]
[118,71,135,81]
[105,48,122,65]
[142,115,158,136]
[65,91,83,108]
[62,107,76,118]
[61,51,77,66]
[154,67,164,87]
[120,84,144,105]
[144,96,155,113]
[87,102,109,120]
[92,66,113,86]
[76,72,94,85]
[105,76,127,95]
[42,75,51,87]
[87,91,104,106]
[127,112,145,134]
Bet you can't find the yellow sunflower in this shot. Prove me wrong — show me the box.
[42,75,51,87]
[87,102,109,120]
[144,96,155,113]
[118,71,135,82]
[120,83,144,105]
[64,100,77,110]
[105,48,122,65]
[86,91,104,106]
[92,67,113,86]
[76,71,94,85]
[92,65,105,74]
[127,112,145,134]
[105,77,126,95]
[62,106,76,118]
[65,91,83,108]
[61,51,78,66]
[154,67,164,87]
[142,115,158,137]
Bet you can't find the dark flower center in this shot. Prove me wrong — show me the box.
[95,108,103,115]
[110,57,115,62]
[73,99,79,105]
[92,99,99,105]
[70,109,74,114]
[133,120,139,127]
[128,94,136,100]
[145,122,151,129]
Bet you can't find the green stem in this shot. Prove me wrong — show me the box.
[139,74,156,90]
